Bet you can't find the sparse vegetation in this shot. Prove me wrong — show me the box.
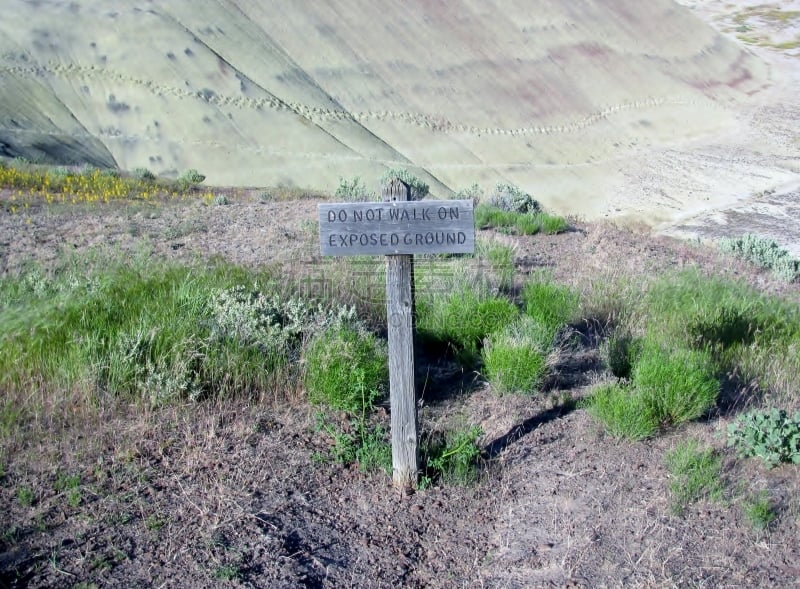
[335,176,375,201]
[742,491,777,531]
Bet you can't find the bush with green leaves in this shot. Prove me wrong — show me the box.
[522,278,579,337]
[303,326,388,414]
[422,425,483,486]
[482,317,552,394]
[727,408,800,467]
[719,234,799,282]
[379,168,429,199]
[665,439,724,515]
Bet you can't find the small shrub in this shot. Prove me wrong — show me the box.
[131,167,155,181]
[423,425,483,485]
[455,183,483,202]
[483,317,551,394]
[522,278,579,336]
[719,234,799,282]
[177,168,206,185]
[379,168,429,199]
[586,383,659,440]
[486,183,539,214]
[742,491,777,531]
[303,326,388,414]
[212,194,230,206]
[665,440,724,515]
[727,408,800,467]
[335,176,374,201]
[632,344,719,428]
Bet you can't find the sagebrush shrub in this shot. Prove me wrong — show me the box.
[487,183,539,213]
[719,234,799,282]
[335,176,373,201]
[379,168,429,199]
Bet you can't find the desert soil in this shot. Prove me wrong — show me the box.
[0,194,798,588]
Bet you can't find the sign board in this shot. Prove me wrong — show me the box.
[318,200,475,256]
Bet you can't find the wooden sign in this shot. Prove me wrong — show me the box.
[318,200,474,256]
[318,178,475,489]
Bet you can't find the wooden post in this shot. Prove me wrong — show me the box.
[383,177,418,489]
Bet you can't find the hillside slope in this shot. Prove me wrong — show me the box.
[0,0,782,217]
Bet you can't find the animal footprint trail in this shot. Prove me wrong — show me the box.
[1,61,718,139]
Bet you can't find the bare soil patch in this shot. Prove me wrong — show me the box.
[1,195,798,588]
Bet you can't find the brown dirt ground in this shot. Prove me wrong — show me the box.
[1,193,799,588]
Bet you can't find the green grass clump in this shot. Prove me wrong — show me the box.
[742,491,777,531]
[588,341,719,439]
[641,270,800,402]
[586,383,659,440]
[422,425,483,486]
[522,278,579,336]
[632,344,719,428]
[482,317,551,394]
[416,287,519,364]
[665,440,724,515]
[719,234,799,282]
[303,326,388,414]
[475,205,569,236]
[727,408,800,467]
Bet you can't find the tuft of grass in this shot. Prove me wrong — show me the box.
[482,316,551,394]
[586,383,659,440]
[632,343,719,428]
[416,286,519,365]
[303,327,388,414]
[17,486,35,507]
[742,491,777,531]
[476,239,516,291]
[522,277,579,337]
[665,439,724,515]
